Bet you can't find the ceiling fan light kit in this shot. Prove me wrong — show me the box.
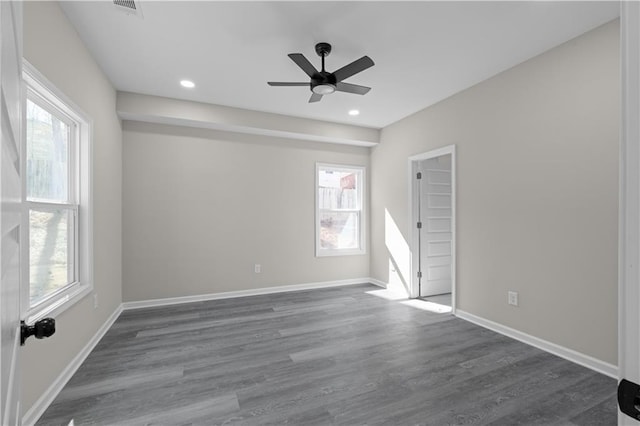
[312,84,336,95]
[268,42,374,103]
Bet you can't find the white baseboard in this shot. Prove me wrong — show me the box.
[455,309,618,379]
[22,305,123,426]
[368,278,387,288]
[122,278,373,310]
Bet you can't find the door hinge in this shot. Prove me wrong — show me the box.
[416,172,422,179]
[618,378,640,421]
[417,271,422,278]
[417,222,422,229]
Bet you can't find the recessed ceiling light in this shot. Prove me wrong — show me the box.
[180,80,195,88]
[348,109,360,116]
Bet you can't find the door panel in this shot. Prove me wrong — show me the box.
[427,240,451,257]
[619,2,640,424]
[426,218,451,233]
[419,155,452,297]
[428,263,451,280]
[427,169,450,184]
[1,1,23,424]
[427,194,451,208]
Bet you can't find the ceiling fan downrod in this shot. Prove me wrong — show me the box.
[315,42,332,73]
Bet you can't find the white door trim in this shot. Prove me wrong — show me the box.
[619,1,640,424]
[408,144,456,313]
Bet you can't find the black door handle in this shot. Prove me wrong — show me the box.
[20,318,55,346]
[618,378,640,421]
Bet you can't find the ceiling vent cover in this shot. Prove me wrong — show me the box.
[113,0,143,18]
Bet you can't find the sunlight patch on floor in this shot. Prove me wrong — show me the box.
[401,298,452,314]
[366,289,452,314]
[366,288,408,301]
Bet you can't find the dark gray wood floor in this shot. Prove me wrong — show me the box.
[37,284,617,425]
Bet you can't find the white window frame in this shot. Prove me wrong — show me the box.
[22,61,93,324]
[315,163,366,257]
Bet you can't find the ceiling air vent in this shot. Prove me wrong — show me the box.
[113,0,143,19]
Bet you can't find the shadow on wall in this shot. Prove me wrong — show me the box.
[384,208,411,297]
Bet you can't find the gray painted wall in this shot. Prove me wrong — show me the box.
[370,20,619,365]
[22,1,123,414]
[122,122,370,301]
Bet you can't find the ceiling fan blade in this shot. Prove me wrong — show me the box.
[332,56,375,82]
[288,53,318,78]
[267,82,309,86]
[335,82,371,95]
[309,93,323,103]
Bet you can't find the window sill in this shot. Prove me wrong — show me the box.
[316,249,366,257]
[25,283,93,324]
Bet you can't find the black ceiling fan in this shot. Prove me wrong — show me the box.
[268,42,374,103]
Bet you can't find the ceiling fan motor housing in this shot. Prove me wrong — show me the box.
[311,71,337,94]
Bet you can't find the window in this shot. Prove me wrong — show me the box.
[316,163,365,256]
[23,62,93,322]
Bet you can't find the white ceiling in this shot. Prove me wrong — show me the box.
[60,1,619,129]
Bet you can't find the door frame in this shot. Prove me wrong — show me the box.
[408,144,456,312]
[619,2,640,424]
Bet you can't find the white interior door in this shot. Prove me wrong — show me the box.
[1,1,23,424]
[419,154,453,297]
[619,1,640,424]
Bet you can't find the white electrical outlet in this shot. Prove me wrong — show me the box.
[508,291,518,306]
[93,293,99,309]
[255,264,261,273]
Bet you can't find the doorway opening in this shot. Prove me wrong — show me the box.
[409,145,456,313]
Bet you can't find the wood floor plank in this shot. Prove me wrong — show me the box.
[36,284,616,425]
[121,393,240,426]
[569,395,618,426]
[486,373,616,426]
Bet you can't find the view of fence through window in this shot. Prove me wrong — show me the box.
[318,167,361,250]
[26,98,74,305]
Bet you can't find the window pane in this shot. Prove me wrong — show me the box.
[30,208,73,306]
[26,98,69,202]
[318,169,359,209]
[319,211,359,250]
